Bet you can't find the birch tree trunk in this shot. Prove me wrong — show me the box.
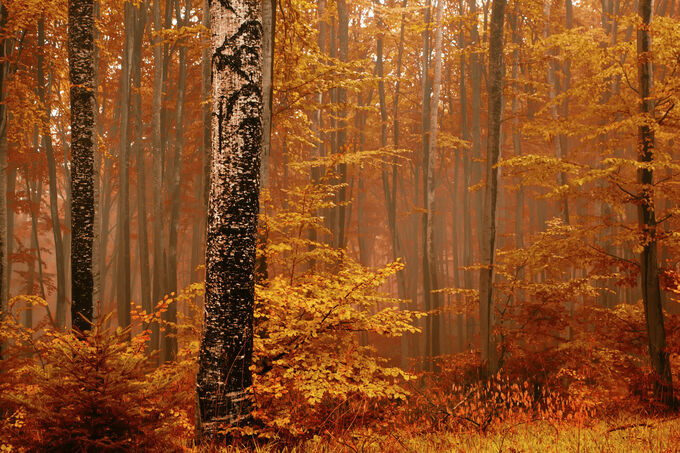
[479,0,505,376]
[196,0,262,436]
[425,0,443,366]
[636,0,673,405]
[69,0,96,331]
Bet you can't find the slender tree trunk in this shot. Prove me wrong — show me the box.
[98,154,112,314]
[151,0,165,354]
[637,0,673,405]
[0,5,8,351]
[69,0,96,331]
[425,0,443,366]
[458,0,474,348]
[469,0,483,238]
[255,0,275,280]
[196,0,263,436]
[510,10,524,250]
[335,0,348,249]
[37,17,68,328]
[392,0,407,302]
[117,4,133,331]
[191,0,212,285]
[420,0,432,364]
[543,0,569,223]
[260,0,275,188]
[479,0,506,376]
[5,165,13,300]
[132,2,151,331]
[164,0,189,362]
[27,178,48,303]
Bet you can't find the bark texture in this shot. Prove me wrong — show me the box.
[196,0,262,436]
[425,0,443,365]
[69,0,96,331]
[479,0,505,376]
[636,0,673,405]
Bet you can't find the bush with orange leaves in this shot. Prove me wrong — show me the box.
[0,296,194,452]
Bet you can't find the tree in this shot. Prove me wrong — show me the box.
[636,0,673,405]
[424,0,443,367]
[69,0,96,332]
[196,0,263,437]
[0,3,8,357]
[478,0,505,376]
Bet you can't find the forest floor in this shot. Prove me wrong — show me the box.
[219,415,680,453]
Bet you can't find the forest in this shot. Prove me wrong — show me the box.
[2,0,680,450]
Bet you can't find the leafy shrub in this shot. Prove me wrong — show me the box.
[0,297,192,452]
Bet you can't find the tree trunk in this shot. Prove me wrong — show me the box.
[458,0,474,348]
[37,17,68,328]
[116,4,133,331]
[510,9,524,250]
[260,0,275,188]
[69,0,96,331]
[0,4,8,355]
[469,0,483,239]
[479,0,506,376]
[425,0,443,366]
[335,0,348,249]
[196,0,263,436]
[132,2,151,331]
[392,0,407,302]
[164,0,189,362]
[150,0,165,354]
[420,0,431,364]
[637,0,673,405]
[543,0,569,223]
[191,0,212,285]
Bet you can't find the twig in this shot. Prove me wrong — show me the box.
[606,422,652,433]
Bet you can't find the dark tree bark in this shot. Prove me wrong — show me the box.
[479,0,506,376]
[196,0,263,436]
[69,0,96,332]
[637,0,673,405]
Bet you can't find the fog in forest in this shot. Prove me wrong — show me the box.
[2,0,680,450]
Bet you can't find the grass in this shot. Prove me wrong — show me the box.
[217,416,680,452]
